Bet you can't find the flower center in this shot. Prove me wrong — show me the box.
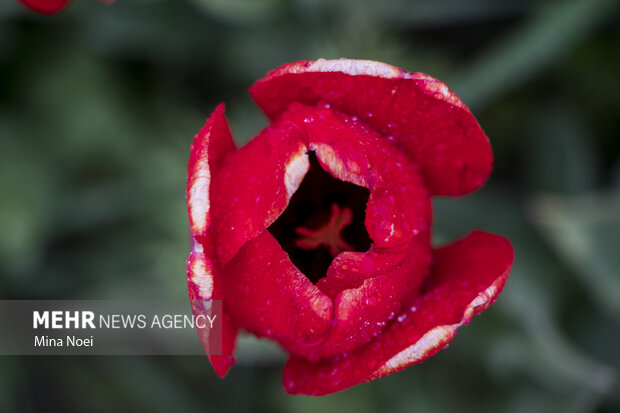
[295,203,355,257]
[269,151,371,284]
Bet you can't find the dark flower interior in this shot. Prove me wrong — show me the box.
[269,151,371,283]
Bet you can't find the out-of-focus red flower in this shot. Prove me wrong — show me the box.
[186,59,514,395]
[17,0,113,14]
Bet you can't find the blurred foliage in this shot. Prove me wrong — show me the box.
[1,0,619,412]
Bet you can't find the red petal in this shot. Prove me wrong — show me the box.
[250,59,492,196]
[187,104,236,239]
[186,105,238,376]
[210,121,309,265]
[282,231,513,395]
[316,247,409,297]
[222,231,334,353]
[306,234,431,360]
[187,246,237,377]
[18,0,70,14]
[296,106,432,250]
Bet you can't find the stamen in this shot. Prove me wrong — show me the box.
[295,203,355,257]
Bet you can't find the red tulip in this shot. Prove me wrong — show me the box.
[17,0,114,14]
[186,59,513,395]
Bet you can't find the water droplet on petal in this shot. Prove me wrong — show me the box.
[364,297,378,306]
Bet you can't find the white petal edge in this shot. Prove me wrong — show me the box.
[371,275,506,378]
[305,58,408,79]
[311,142,368,188]
[189,241,214,299]
[280,58,466,110]
[284,147,310,200]
[188,156,211,235]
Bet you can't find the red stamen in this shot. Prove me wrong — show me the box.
[295,203,355,257]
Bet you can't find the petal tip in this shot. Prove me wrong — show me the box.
[212,355,236,377]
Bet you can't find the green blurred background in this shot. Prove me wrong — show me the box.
[1,0,619,411]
